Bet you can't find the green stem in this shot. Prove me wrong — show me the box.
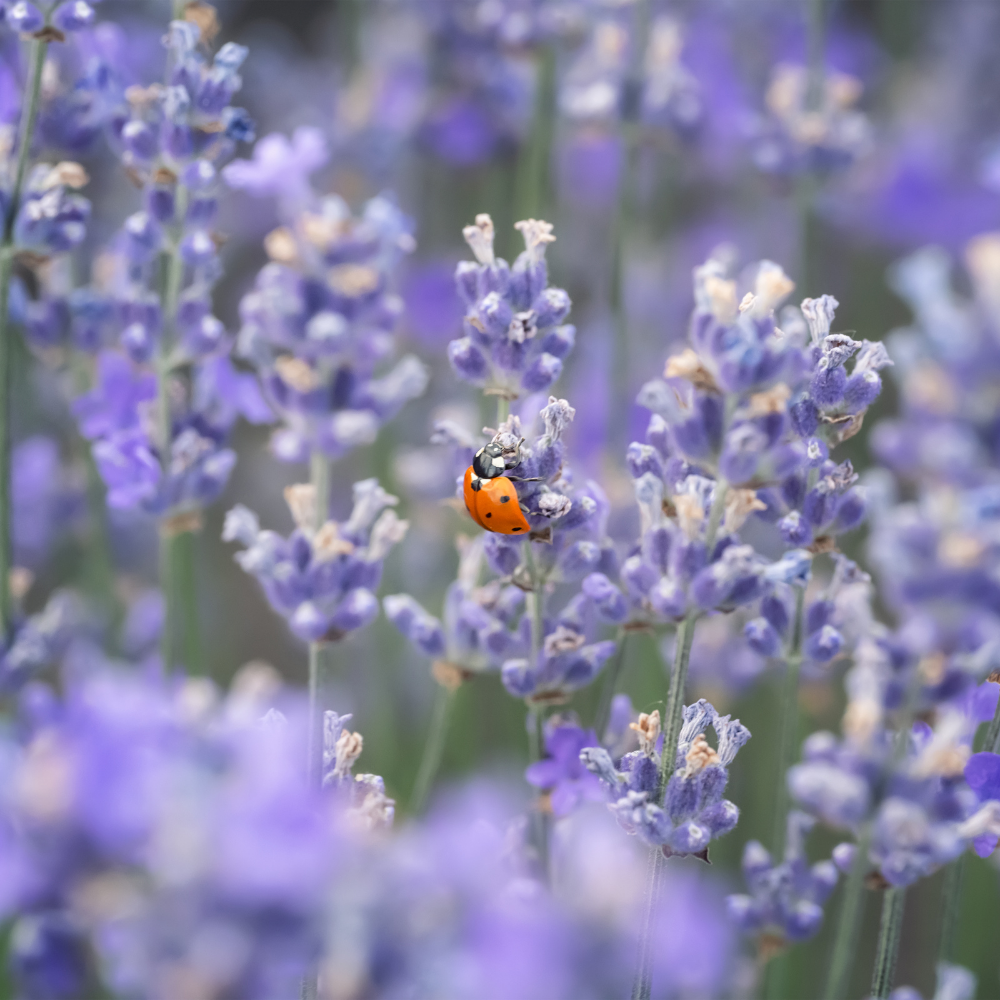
[805,0,826,112]
[771,583,806,857]
[410,685,455,813]
[984,675,1000,753]
[306,451,333,788]
[630,846,663,1000]
[0,36,49,638]
[496,395,510,427]
[823,822,874,1000]
[657,611,697,794]
[513,44,556,223]
[938,856,964,967]
[157,224,186,672]
[870,887,906,999]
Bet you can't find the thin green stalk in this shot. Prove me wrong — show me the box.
[306,451,333,787]
[823,822,874,1000]
[495,394,510,426]
[984,674,1000,753]
[870,887,906,999]
[657,611,697,793]
[410,685,455,813]
[157,232,186,672]
[938,857,964,967]
[630,846,663,1000]
[0,35,49,638]
[771,583,806,857]
[805,0,826,113]
[513,44,556,223]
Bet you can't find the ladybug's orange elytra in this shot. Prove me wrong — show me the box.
[463,465,531,535]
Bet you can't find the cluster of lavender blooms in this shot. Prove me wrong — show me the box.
[393,395,622,702]
[750,61,872,176]
[788,649,1000,887]
[414,0,552,166]
[623,256,889,630]
[50,16,268,517]
[744,554,874,669]
[450,214,572,399]
[582,699,751,859]
[225,130,427,463]
[559,11,702,137]
[224,479,408,644]
[0,657,393,1000]
[727,811,846,944]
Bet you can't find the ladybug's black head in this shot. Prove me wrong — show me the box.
[472,442,507,479]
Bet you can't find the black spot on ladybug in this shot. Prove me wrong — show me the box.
[500,495,510,503]
[512,526,522,531]
[485,512,492,518]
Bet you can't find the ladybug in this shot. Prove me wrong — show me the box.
[463,439,535,535]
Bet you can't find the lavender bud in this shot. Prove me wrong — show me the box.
[483,533,521,576]
[843,370,881,413]
[532,287,571,329]
[560,540,601,578]
[833,489,867,532]
[329,588,378,634]
[455,261,479,305]
[146,185,176,223]
[383,595,445,657]
[744,617,780,657]
[626,442,665,481]
[803,483,838,529]
[540,324,575,359]
[447,338,488,383]
[789,394,819,437]
[522,353,563,393]
[832,842,856,873]
[123,211,163,260]
[501,658,536,697]
[7,1,43,32]
[810,361,847,407]
[785,900,824,941]
[804,624,843,663]
[183,314,226,358]
[478,292,512,339]
[179,230,217,268]
[649,577,687,619]
[582,572,627,623]
[761,594,790,634]
[182,160,217,190]
[779,510,813,547]
[122,120,158,160]
[291,601,329,642]
[121,322,155,364]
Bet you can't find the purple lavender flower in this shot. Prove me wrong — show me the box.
[450,215,573,398]
[749,62,872,176]
[224,479,408,643]
[726,811,842,943]
[229,146,427,462]
[525,718,604,817]
[583,698,751,858]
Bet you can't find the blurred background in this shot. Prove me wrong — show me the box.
[14,1,1000,995]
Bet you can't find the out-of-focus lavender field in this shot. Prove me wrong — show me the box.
[2,0,1000,997]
